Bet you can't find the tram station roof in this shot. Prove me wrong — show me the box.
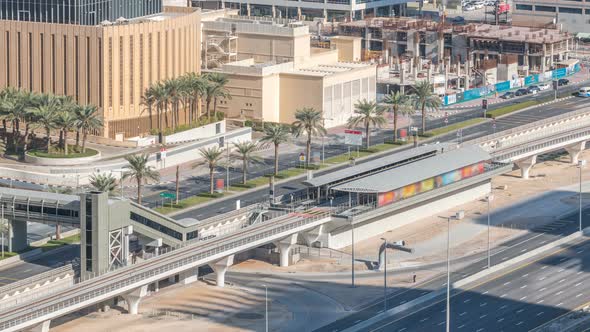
[330,146,491,193]
[303,144,451,188]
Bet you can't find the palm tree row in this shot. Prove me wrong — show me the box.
[142,72,231,139]
[0,87,103,156]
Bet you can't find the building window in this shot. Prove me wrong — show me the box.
[40,33,44,92]
[17,32,21,88]
[119,36,124,106]
[85,197,93,272]
[516,4,533,10]
[559,7,583,13]
[108,37,113,108]
[98,37,102,108]
[28,33,33,91]
[5,32,9,84]
[63,35,68,95]
[535,5,556,12]
[129,212,183,240]
[75,36,79,102]
[586,9,590,14]
[129,36,134,105]
[87,37,91,104]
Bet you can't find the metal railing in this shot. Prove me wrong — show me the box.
[0,265,73,299]
[469,106,590,148]
[0,209,331,331]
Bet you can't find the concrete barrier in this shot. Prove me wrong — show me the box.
[344,228,588,332]
[24,150,102,166]
[29,229,80,247]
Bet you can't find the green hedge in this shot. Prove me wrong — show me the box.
[28,145,99,159]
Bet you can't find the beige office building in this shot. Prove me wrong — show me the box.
[0,6,201,139]
[202,13,375,128]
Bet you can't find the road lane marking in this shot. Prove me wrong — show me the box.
[558,279,566,283]
[559,269,565,273]
[541,266,548,270]
[537,299,545,304]
[557,302,564,307]
[419,317,429,323]
[398,328,406,332]
[460,312,467,316]
[521,249,528,253]
[464,299,471,303]
[577,271,583,275]
[540,241,547,244]
[539,287,547,292]
[476,329,484,332]
[522,274,529,277]
[483,291,489,295]
[500,305,509,310]
[520,296,527,300]
[354,320,362,323]
[457,324,465,329]
[502,256,508,261]
[497,318,505,323]
[438,321,445,326]
[480,314,487,319]
[504,281,511,286]
[577,250,584,254]
[537,312,544,316]
[500,294,508,298]
[560,257,568,262]
[517,309,525,314]
[480,302,487,307]
[577,293,584,298]
[576,282,583,287]
[516,321,524,326]
[539,276,546,281]
[556,291,564,295]
[521,285,527,289]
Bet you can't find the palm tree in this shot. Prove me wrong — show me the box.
[141,88,156,131]
[260,124,290,176]
[347,100,386,149]
[204,73,231,121]
[89,173,118,195]
[413,80,442,133]
[32,102,59,152]
[195,146,225,194]
[232,141,261,184]
[383,91,412,142]
[54,110,77,155]
[164,79,181,129]
[75,105,103,153]
[185,72,206,122]
[122,154,160,204]
[292,107,326,167]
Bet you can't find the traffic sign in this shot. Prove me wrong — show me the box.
[159,192,176,199]
[410,126,418,132]
[160,147,167,160]
[344,129,363,146]
[299,153,306,162]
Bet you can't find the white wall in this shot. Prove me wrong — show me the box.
[328,183,492,249]
[164,120,226,145]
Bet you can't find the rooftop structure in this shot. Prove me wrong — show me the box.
[512,0,590,33]
[202,12,375,127]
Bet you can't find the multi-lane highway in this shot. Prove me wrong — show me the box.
[365,238,590,332]
[316,209,590,332]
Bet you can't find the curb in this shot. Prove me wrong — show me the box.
[343,228,586,332]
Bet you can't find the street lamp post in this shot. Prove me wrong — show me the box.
[486,194,494,269]
[446,210,464,332]
[351,219,356,288]
[263,284,269,332]
[381,237,388,313]
[579,160,586,232]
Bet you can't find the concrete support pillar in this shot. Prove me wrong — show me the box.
[360,9,365,19]
[122,285,148,315]
[302,225,324,247]
[389,5,394,16]
[565,141,587,164]
[210,255,234,288]
[272,5,276,18]
[246,3,251,16]
[515,155,537,179]
[179,267,200,285]
[349,10,354,21]
[274,234,298,267]
[297,7,302,20]
[10,219,27,252]
[29,321,51,332]
[323,8,328,19]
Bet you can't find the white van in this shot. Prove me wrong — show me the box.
[579,87,590,97]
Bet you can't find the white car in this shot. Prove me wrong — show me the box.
[463,4,476,11]
[474,2,485,8]
[538,83,550,91]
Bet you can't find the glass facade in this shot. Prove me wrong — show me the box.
[0,0,163,25]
